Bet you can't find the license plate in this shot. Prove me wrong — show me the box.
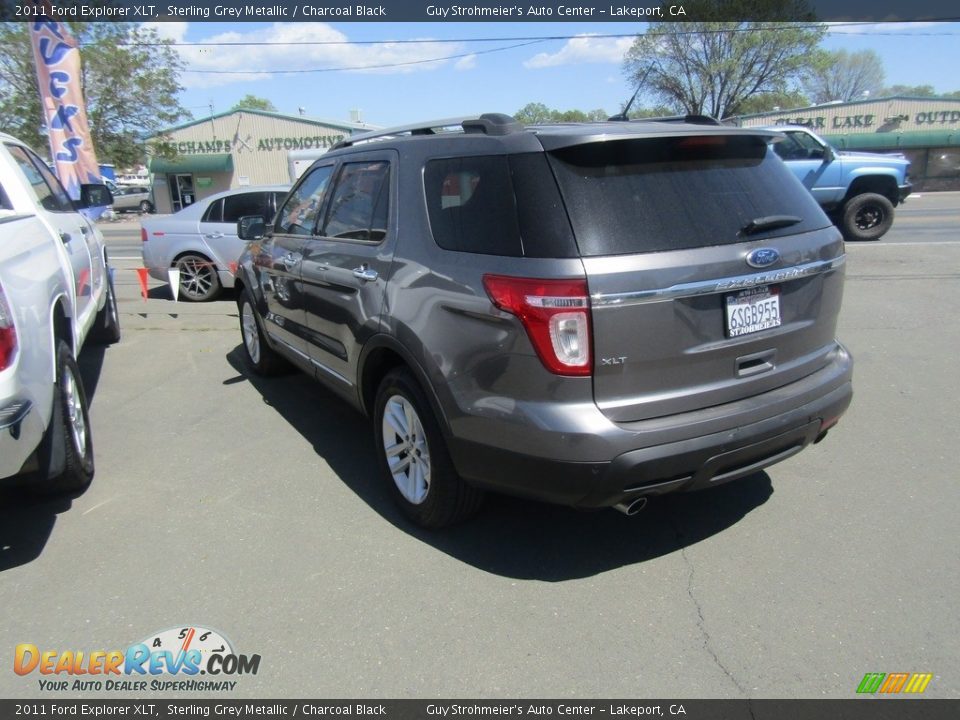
[725,286,781,337]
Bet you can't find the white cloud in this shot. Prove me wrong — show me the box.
[455,54,477,71]
[524,35,634,69]
[142,22,464,89]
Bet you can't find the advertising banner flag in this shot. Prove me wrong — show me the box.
[30,19,102,200]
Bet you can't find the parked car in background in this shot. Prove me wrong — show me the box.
[764,125,911,241]
[110,185,153,214]
[0,131,119,494]
[140,185,289,301]
[234,113,853,528]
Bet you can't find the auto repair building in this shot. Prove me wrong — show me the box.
[146,109,374,213]
[737,96,960,191]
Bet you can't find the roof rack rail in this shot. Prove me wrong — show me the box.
[632,114,722,126]
[330,113,521,151]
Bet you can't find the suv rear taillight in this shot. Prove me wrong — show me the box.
[0,285,17,371]
[483,274,592,376]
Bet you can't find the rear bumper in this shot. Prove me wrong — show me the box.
[448,347,853,509]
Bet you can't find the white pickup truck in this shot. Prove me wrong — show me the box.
[0,131,119,494]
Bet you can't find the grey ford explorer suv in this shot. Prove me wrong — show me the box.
[234,113,853,528]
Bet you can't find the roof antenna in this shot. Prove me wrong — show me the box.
[609,63,655,122]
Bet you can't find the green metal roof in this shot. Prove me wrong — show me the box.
[823,130,960,150]
[148,154,234,174]
[149,108,373,137]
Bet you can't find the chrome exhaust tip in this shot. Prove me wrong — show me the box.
[613,497,648,516]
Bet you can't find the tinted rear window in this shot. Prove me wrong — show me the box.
[547,135,829,256]
[424,154,577,258]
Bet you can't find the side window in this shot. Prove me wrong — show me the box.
[202,198,224,223]
[222,192,268,223]
[320,161,390,241]
[5,144,74,213]
[773,133,804,161]
[424,156,522,256]
[792,131,825,156]
[276,166,334,236]
[0,181,11,211]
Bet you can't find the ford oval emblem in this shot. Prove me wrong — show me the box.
[747,248,780,269]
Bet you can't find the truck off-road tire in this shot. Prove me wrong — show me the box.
[90,271,121,344]
[33,341,95,495]
[238,288,288,376]
[374,368,484,528]
[840,193,895,241]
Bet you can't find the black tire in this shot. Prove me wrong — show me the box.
[840,193,895,241]
[139,200,154,214]
[373,368,483,528]
[33,341,94,495]
[238,289,288,376]
[90,271,121,344]
[174,253,221,302]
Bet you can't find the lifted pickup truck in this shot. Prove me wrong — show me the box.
[767,125,911,241]
[0,132,119,494]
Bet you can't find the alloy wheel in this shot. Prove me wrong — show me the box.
[381,395,431,505]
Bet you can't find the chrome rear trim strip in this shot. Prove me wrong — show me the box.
[590,256,845,308]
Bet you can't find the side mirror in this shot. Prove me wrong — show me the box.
[238,215,266,241]
[821,145,835,162]
[77,183,113,208]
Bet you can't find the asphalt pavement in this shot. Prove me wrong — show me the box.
[0,194,957,700]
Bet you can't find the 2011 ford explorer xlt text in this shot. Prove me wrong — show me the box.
[233,114,853,528]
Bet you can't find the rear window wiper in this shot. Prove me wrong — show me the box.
[740,215,802,235]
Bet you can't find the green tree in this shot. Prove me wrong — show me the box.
[734,90,811,115]
[803,49,885,103]
[515,103,608,124]
[0,22,189,167]
[623,0,825,120]
[232,95,277,112]
[880,84,938,97]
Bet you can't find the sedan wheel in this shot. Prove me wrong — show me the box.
[175,254,221,301]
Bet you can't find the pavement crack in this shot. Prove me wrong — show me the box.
[671,514,749,698]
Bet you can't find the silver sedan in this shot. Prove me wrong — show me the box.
[140,185,289,301]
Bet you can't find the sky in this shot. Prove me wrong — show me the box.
[142,21,960,128]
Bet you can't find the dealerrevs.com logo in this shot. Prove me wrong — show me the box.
[14,626,261,692]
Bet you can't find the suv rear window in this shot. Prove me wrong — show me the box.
[424,154,577,258]
[547,135,828,257]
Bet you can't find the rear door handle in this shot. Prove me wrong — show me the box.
[352,265,378,282]
[59,231,71,244]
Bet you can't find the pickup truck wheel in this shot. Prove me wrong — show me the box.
[34,341,94,495]
[175,253,221,301]
[238,289,287,376]
[841,193,895,241]
[374,368,483,528]
[90,271,121,344]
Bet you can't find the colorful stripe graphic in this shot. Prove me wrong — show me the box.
[857,672,933,694]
